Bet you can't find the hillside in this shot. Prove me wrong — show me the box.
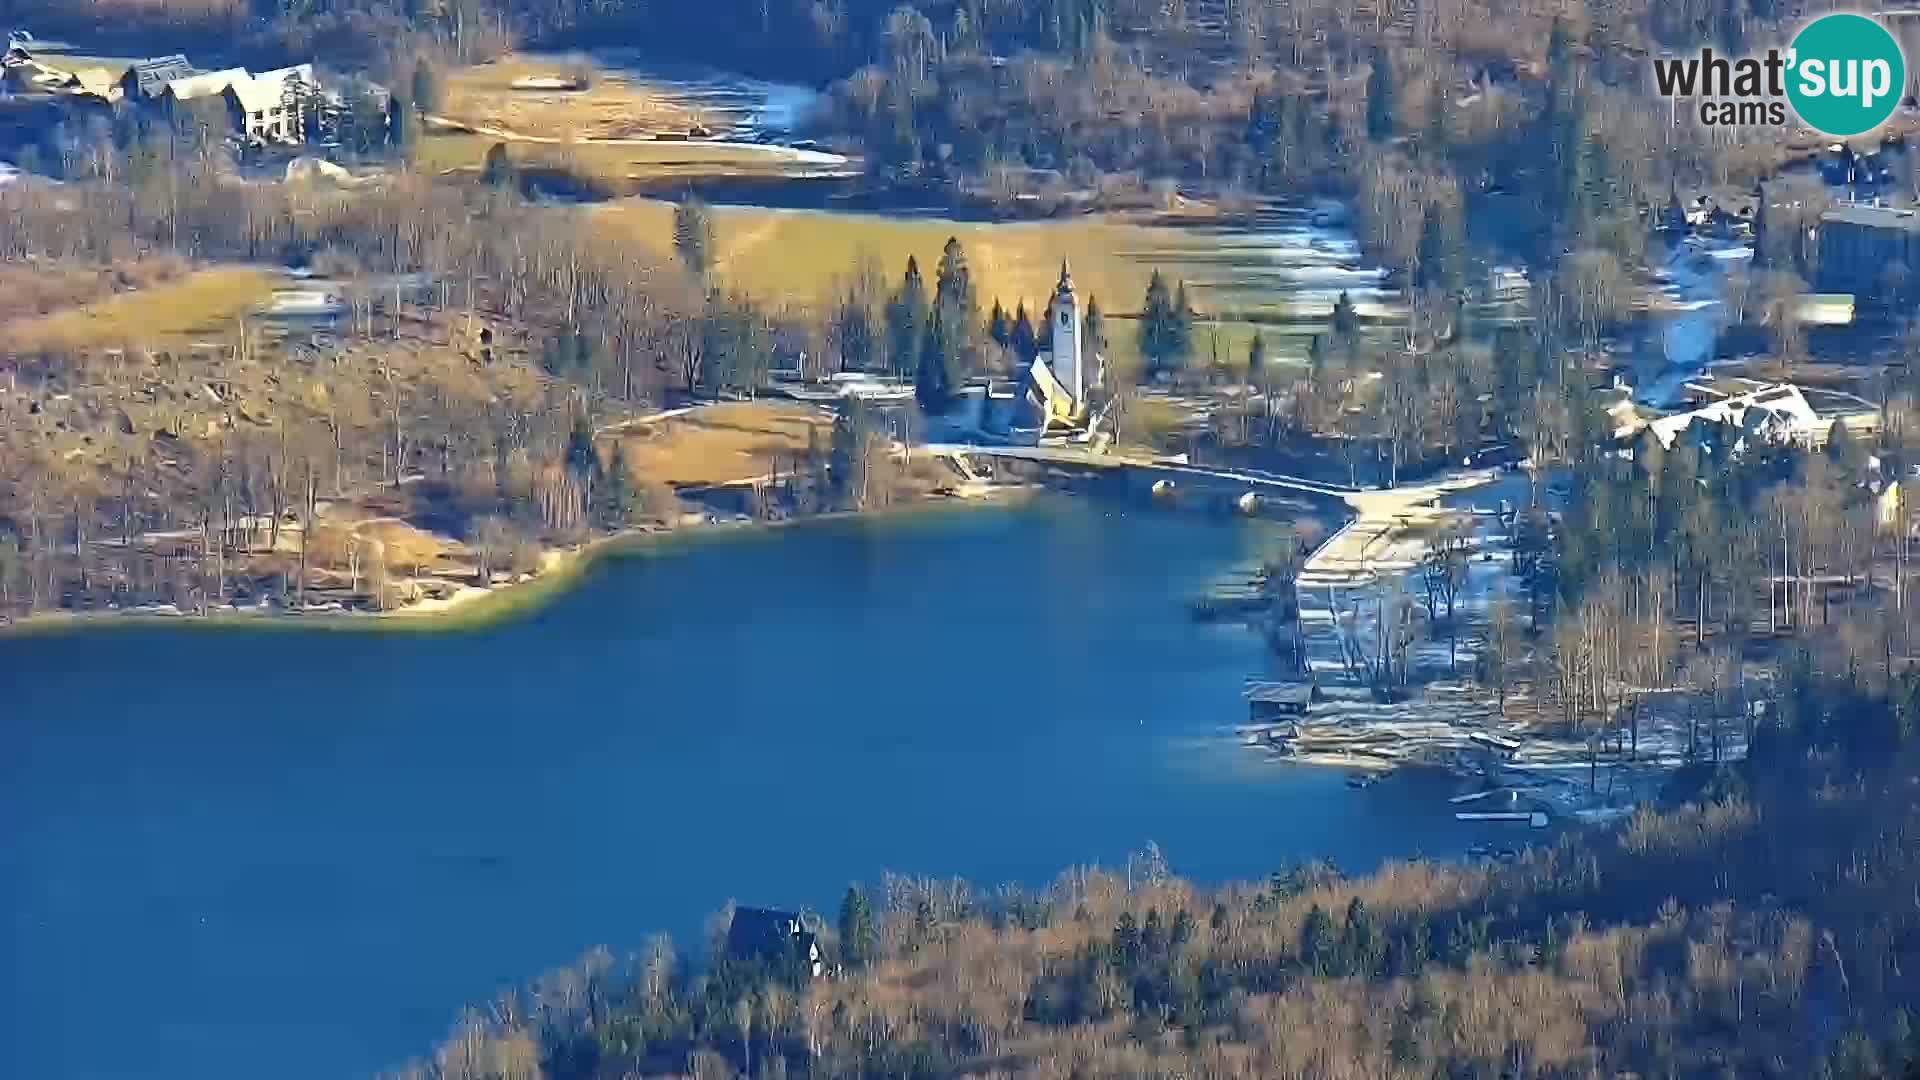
[392,659,1920,1079]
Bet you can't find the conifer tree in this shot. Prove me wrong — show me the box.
[673,195,714,283]
[1367,46,1396,141]
[839,886,877,970]
[886,256,928,379]
[1011,302,1038,363]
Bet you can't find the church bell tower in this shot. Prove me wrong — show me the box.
[1049,261,1082,403]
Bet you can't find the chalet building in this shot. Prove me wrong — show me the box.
[1624,380,1881,460]
[222,65,316,144]
[1818,203,1920,308]
[118,55,194,102]
[125,60,321,146]
[725,907,825,978]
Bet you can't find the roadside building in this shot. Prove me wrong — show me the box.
[1818,203,1920,309]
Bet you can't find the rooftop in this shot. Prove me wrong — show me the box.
[164,66,247,102]
[126,54,193,95]
[1244,681,1314,706]
[1821,203,1920,231]
[228,64,314,113]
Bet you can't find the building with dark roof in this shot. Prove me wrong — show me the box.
[1818,203,1920,308]
[118,55,195,102]
[725,907,825,977]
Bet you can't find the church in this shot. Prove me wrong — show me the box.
[1023,262,1103,434]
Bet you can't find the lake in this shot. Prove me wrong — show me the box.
[1,497,1493,1079]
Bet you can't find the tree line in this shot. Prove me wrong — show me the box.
[391,655,1920,1079]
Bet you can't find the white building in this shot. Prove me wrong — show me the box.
[147,62,318,145]
[224,64,316,144]
[1026,262,1102,430]
[1637,382,1879,454]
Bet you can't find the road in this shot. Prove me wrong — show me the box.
[923,443,1359,500]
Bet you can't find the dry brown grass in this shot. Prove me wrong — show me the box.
[612,400,830,488]
[437,54,705,142]
[0,256,189,325]
[0,267,274,353]
[596,199,1165,314]
[413,131,829,189]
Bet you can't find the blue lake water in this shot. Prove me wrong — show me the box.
[1,497,1491,1079]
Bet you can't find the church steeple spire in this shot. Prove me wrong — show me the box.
[1057,260,1073,293]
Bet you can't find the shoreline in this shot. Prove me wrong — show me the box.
[0,491,1032,641]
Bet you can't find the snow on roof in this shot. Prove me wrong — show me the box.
[164,66,247,101]
[1643,383,1824,449]
[70,67,120,98]
[227,64,312,113]
[1822,203,1920,231]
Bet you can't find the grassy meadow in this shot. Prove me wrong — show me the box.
[0,267,275,352]
[413,131,818,188]
[611,400,831,488]
[599,199,1305,372]
[435,53,703,140]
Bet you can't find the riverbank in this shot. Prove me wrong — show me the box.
[0,490,1030,640]
[1266,466,1744,821]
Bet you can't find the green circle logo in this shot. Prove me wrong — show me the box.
[1787,13,1906,137]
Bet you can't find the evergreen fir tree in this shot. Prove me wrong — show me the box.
[988,299,1010,346]
[481,142,513,188]
[1084,295,1106,357]
[673,195,715,283]
[1300,904,1337,976]
[1172,280,1194,358]
[1332,290,1359,341]
[411,59,442,115]
[601,441,635,527]
[916,304,959,412]
[1423,96,1449,157]
[935,236,976,326]
[1664,184,1688,239]
[1011,301,1038,363]
[1548,15,1575,78]
[386,94,416,156]
[1366,46,1397,141]
[1138,271,1180,374]
[1827,419,1865,473]
[885,256,929,379]
[838,886,877,970]
[1415,204,1459,294]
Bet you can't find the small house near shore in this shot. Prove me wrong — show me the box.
[725,907,825,978]
[1245,679,1315,723]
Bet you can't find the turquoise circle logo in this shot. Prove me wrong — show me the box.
[1787,13,1906,137]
